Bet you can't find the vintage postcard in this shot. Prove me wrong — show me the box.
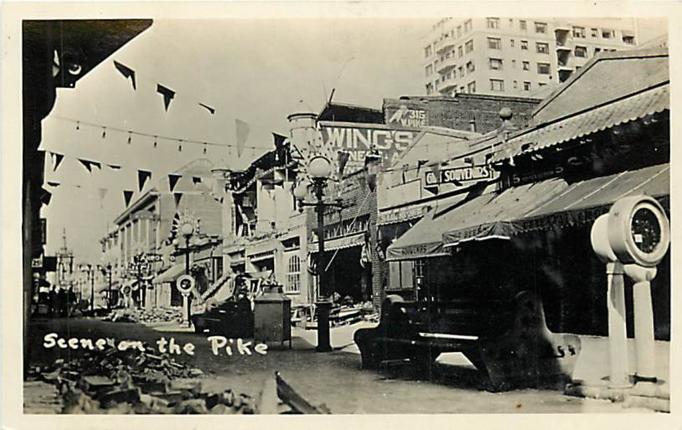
[1,2,680,429]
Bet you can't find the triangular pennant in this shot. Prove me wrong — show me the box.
[337,151,350,178]
[157,84,176,111]
[416,159,428,174]
[113,61,137,90]
[199,103,216,114]
[78,158,94,173]
[52,152,64,172]
[123,190,134,207]
[40,188,52,206]
[173,192,183,209]
[235,119,250,158]
[168,174,181,193]
[138,170,152,192]
[106,164,122,170]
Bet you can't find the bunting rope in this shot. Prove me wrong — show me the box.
[50,115,274,152]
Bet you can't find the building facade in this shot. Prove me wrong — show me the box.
[391,48,669,341]
[423,17,638,97]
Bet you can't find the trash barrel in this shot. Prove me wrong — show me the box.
[253,284,292,348]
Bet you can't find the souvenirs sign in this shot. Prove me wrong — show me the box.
[424,165,493,187]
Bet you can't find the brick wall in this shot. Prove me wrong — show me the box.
[383,94,541,134]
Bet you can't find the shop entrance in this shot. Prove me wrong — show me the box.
[325,247,369,303]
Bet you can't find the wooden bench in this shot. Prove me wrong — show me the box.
[353,291,581,391]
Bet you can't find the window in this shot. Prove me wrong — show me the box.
[286,255,301,293]
[572,26,586,38]
[490,79,504,92]
[523,81,531,91]
[466,61,475,73]
[594,47,601,54]
[467,81,476,93]
[602,29,614,39]
[510,39,515,48]
[425,83,433,95]
[465,39,474,53]
[623,35,635,45]
[458,66,464,78]
[575,46,587,58]
[458,45,463,57]
[459,86,465,93]
[425,65,433,77]
[487,17,500,29]
[536,42,549,54]
[591,28,599,37]
[464,19,472,32]
[512,59,517,68]
[521,40,528,50]
[457,25,462,37]
[538,82,547,87]
[424,46,432,58]
[522,61,530,71]
[489,58,503,70]
[535,22,547,33]
[488,37,502,49]
[513,80,518,89]
[520,20,527,31]
[537,62,551,74]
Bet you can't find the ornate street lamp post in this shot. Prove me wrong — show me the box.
[293,155,343,352]
[179,221,195,327]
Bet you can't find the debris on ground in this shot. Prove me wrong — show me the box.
[102,307,183,324]
[28,344,329,414]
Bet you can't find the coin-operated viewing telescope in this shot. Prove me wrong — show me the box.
[591,195,669,387]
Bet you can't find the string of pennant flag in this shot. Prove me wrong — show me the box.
[51,114,273,157]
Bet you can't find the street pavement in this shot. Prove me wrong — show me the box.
[25,317,666,414]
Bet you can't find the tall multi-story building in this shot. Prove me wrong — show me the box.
[423,17,638,97]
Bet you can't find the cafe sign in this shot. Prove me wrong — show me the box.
[318,122,417,173]
[424,165,493,187]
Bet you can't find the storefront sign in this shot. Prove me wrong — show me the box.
[386,106,428,128]
[319,123,417,172]
[424,165,493,186]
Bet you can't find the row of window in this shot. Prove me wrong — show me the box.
[570,25,635,43]
[487,58,552,74]
[487,17,547,34]
[489,79,547,92]
[425,19,473,58]
[487,37,551,53]
[431,57,552,89]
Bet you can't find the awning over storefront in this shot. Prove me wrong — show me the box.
[152,263,185,284]
[309,232,366,254]
[442,163,669,247]
[514,163,669,233]
[387,163,669,260]
[386,192,491,261]
[491,82,669,163]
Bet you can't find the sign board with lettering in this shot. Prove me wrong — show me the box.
[424,165,493,187]
[318,121,418,174]
[386,105,428,128]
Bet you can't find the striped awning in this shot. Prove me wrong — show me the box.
[492,84,669,163]
[387,163,669,261]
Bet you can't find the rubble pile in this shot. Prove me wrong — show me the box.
[32,344,327,414]
[103,307,183,324]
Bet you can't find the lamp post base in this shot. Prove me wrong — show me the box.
[316,300,332,352]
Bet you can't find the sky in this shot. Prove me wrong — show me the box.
[40,18,431,261]
[39,17,667,262]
